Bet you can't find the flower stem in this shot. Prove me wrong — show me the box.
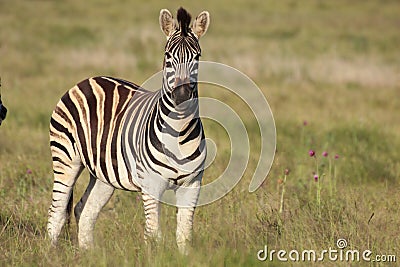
[328,157,333,197]
[314,156,321,215]
[279,174,287,214]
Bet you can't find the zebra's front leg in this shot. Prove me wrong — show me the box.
[175,177,201,254]
[75,176,114,249]
[142,192,162,243]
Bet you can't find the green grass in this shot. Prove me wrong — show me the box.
[1,0,400,266]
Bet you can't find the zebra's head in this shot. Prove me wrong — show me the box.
[159,7,210,107]
[0,94,7,126]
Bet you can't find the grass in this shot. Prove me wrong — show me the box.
[1,0,400,266]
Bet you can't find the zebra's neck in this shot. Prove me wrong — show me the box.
[155,79,202,161]
[159,77,200,131]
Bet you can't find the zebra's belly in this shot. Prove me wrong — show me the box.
[83,153,141,192]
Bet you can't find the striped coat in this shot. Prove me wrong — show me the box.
[47,8,210,254]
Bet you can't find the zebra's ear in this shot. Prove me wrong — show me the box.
[159,9,175,38]
[192,11,210,38]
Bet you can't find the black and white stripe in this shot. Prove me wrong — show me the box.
[47,7,210,254]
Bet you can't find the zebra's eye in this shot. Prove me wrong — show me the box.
[194,54,201,61]
[165,52,172,59]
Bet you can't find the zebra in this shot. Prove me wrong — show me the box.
[47,7,210,254]
[0,79,7,126]
[0,95,6,126]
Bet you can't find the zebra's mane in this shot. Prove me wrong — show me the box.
[177,7,191,37]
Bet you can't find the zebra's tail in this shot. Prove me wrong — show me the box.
[66,189,73,226]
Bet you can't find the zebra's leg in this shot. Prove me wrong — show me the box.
[47,158,83,246]
[75,175,114,249]
[142,192,162,243]
[74,175,96,226]
[175,176,201,254]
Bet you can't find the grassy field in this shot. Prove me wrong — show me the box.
[1,0,399,266]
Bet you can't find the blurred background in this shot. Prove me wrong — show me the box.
[0,1,399,265]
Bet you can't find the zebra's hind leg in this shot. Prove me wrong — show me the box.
[74,175,114,249]
[47,158,83,246]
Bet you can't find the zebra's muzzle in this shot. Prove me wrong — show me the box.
[172,78,192,106]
